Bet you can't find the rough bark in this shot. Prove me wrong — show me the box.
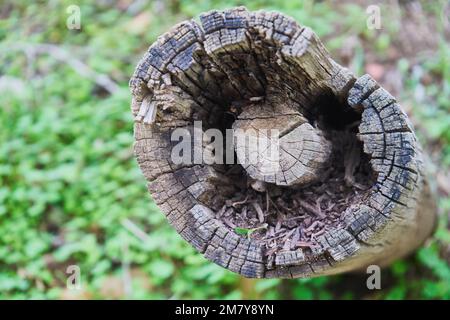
[129,7,437,278]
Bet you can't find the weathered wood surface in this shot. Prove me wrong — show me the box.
[129,7,437,278]
[232,100,331,186]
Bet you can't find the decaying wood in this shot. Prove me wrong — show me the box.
[129,7,437,278]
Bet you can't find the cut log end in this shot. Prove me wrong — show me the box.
[130,7,437,279]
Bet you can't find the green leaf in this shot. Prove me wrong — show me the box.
[234,227,251,236]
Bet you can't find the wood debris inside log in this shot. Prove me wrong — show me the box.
[218,127,376,260]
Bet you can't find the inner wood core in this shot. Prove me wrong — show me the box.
[232,98,331,186]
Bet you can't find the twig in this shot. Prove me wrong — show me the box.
[252,202,265,223]
[311,228,326,240]
[268,197,282,214]
[3,43,119,94]
[232,196,249,207]
[121,218,151,243]
[299,200,325,219]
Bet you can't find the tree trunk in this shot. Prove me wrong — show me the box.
[129,7,437,278]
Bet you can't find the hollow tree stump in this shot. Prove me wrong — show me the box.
[129,7,437,278]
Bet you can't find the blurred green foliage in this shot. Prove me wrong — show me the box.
[0,0,449,299]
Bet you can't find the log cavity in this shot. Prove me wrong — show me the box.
[214,93,377,261]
